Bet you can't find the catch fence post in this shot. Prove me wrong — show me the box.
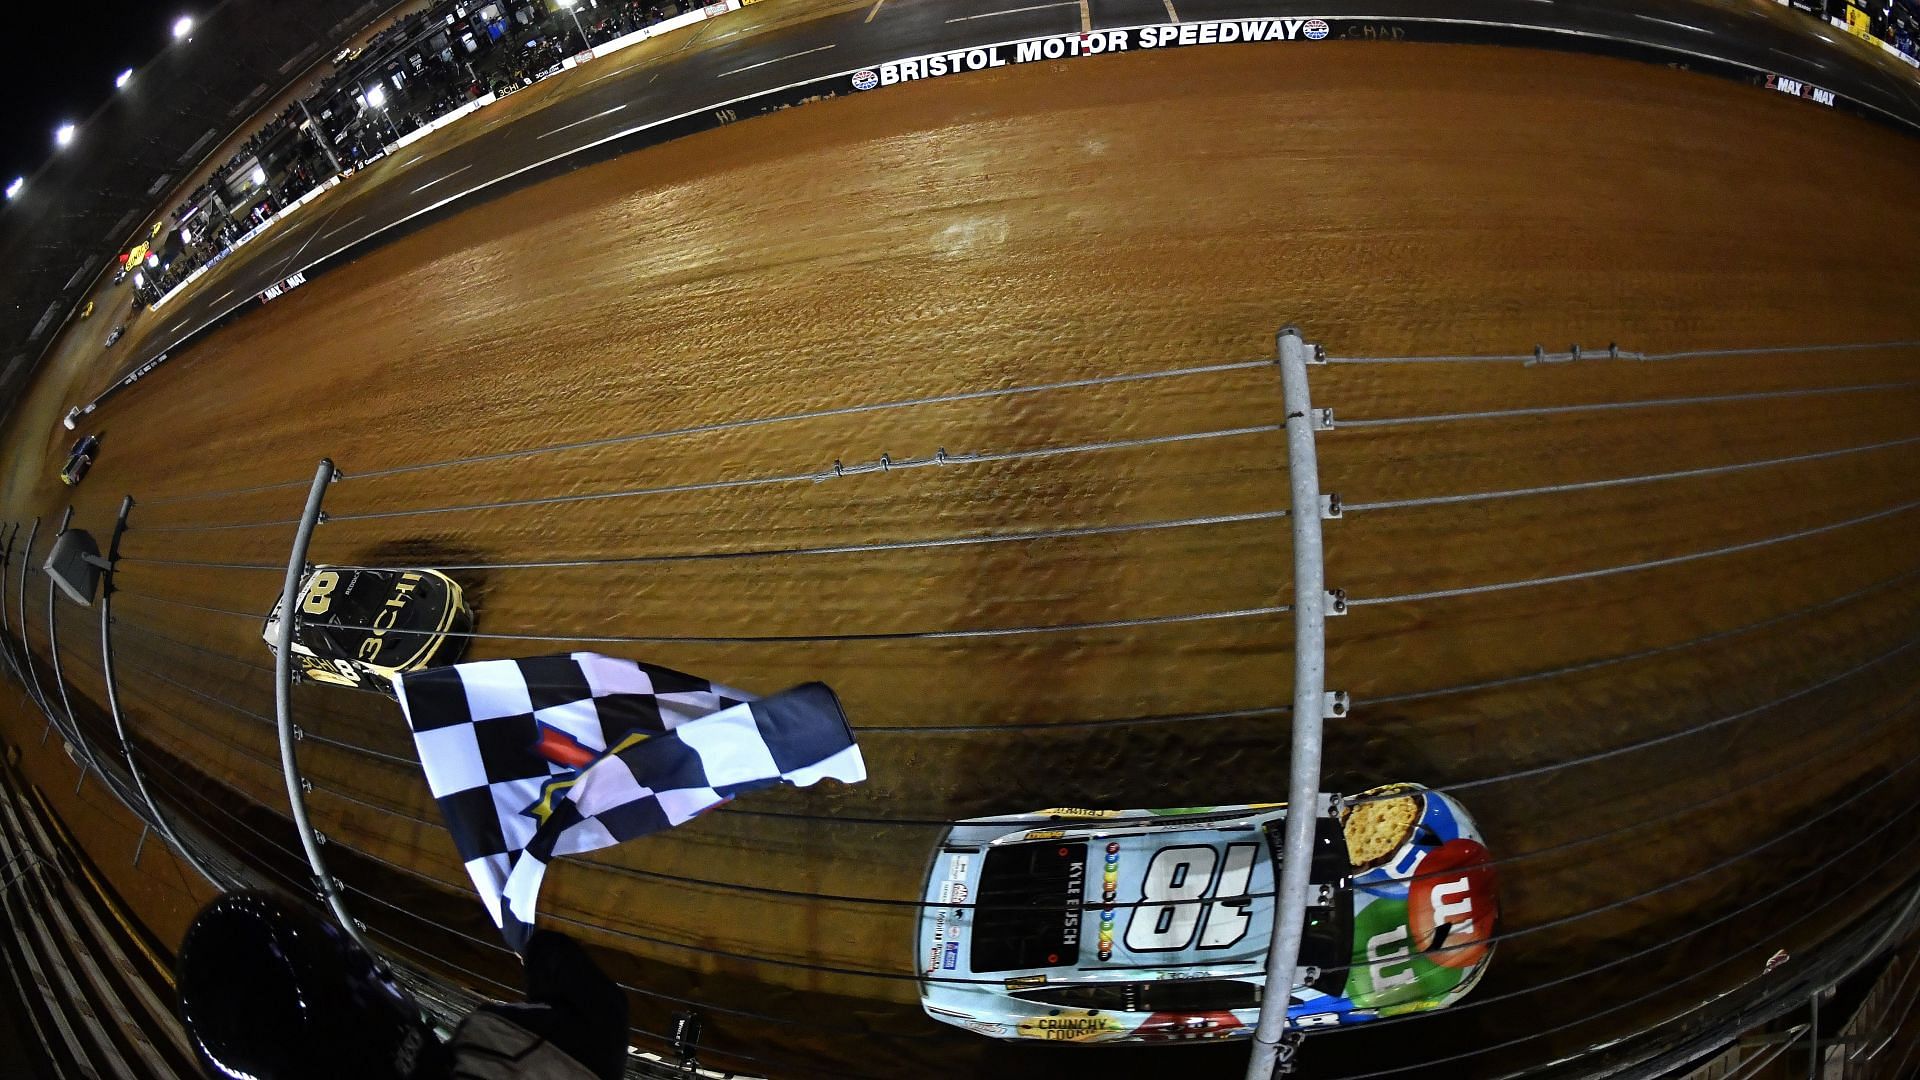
[0,522,28,687]
[97,495,220,885]
[271,459,378,957]
[44,508,102,787]
[1246,327,1346,1080]
[13,518,60,742]
[0,524,11,670]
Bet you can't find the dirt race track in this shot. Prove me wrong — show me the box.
[5,39,1920,1079]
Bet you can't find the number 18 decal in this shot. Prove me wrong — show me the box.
[1124,844,1260,953]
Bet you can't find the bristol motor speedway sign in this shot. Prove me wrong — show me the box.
[851,18,1334,89]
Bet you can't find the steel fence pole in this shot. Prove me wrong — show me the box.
[0,523,23,689]
[97,495,220,886]
[13,519,63,744]
[271,459,378,957]
[1247,326,1342,1079]
[43,510,101,785]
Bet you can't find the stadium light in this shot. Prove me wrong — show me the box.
[146,252,159,268]
[133,272,144,288]
[5,178,21,200]
[115,68,134,89]
[251,165,266,186]
[54,123,76,148]
[173,15,194,40]
[365,84,387,109]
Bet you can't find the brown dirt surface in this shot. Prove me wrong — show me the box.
[4,38,1920,1078]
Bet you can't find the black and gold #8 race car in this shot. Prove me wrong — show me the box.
[262,567,472,696]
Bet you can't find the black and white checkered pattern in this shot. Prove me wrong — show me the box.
[393,653,864,950]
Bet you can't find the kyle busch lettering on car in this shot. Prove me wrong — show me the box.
[261,566,472,697]
[916,786,1498,1043]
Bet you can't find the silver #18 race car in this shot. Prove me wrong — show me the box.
[917,784,1497,1043]
[263,566,472,697]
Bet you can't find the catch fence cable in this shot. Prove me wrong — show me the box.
[1317,827,1920,1078]
[107,553,1920,735]
[1347,494,1920,610]
[126,354,1278,514]
[48,588,1920,1014]
[1335,379,1920,430]
[1321,338,1920,366]
[98,581,1920,831]
[110,586,1292,644]
[1342,628,1920,809]
[106,482,1920,646]
[1358,560,1920,708]
[115,506,1293,573]
[1341,431,1920,515]
[1307,738,1920,983]
[129,420,1285,534]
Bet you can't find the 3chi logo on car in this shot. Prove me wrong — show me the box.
[851,69,879,91]
[1302,18,1331,40]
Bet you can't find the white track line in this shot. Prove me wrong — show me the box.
[1633,14,1708,33]
[946,2,1078,23]
[319,215,366,240]
[210,288,235,304]
[1162,0,1179,22]
[411,164,474,194]
[865,0,886,23]
[539,103,629,139]
[715,43,836,77]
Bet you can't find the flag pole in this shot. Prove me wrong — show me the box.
[271,459,377,957]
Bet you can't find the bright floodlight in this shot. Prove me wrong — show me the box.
[54,123,76,148]
[5,178,21,200]
[558,0,577,6]
[365,84,387,109]
[147,252,160,268]
[133,272,145,288]
[251,165,267,186]
[173,15,194,40]
[115,68,134,89]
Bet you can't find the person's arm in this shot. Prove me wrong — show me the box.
[471,931,630,1080]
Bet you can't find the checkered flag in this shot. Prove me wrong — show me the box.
[392,653,865,950]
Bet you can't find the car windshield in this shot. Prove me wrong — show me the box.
[969,842,1089,973]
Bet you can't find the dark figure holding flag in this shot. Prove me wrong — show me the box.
[175,657,864,1077]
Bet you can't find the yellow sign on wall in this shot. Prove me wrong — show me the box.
[1845,5,1873,38]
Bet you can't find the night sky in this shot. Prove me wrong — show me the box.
[0,2,185,190]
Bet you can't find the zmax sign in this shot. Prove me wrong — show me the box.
[1765,73,1836,107]
[854,18,1333,89]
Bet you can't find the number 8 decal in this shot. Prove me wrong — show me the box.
[302,570,340,615]
[1124,844,1259,952]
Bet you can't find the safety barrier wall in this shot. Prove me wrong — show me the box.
[19,328,1920,1076]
